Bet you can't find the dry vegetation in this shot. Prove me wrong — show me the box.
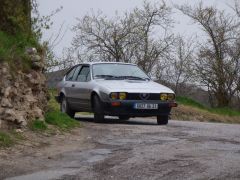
[172,104,240,124]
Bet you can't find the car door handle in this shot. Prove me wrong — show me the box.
[72,84,75,87]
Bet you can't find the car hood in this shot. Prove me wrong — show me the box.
[95,80,174,93]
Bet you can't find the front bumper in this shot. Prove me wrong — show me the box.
[102,100,177,117]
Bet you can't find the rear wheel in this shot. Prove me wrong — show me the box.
[60,96,75,118]
[157,115,168,125]
[118,115,130,121]
[93,95,105,123]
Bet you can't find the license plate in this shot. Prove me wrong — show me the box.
[134,103,158,109]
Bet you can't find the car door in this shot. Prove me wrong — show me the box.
[67,65,82,107]
[73,65,92,111]
[64,66,77,101]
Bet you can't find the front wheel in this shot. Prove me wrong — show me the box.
[93,95,105,123]
[157,115,168,125]
[60,96,75,118]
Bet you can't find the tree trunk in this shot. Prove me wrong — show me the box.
[215,90,230,108]
[0,0,31,35]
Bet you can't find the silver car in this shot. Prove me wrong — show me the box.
[56,62,177,125]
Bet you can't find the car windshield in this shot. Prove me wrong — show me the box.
[92,63,150,80]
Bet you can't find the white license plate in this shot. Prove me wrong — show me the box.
[134,103,158,109]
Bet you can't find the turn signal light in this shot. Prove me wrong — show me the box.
[119,92,127,100]
[160,93,168,101]
[167,94,175,101]
[110,92,118,99]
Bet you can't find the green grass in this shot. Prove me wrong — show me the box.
[0,132,14,147]
[0,30,41,71]
[25,89,80,132]
[45,89,80,130]
[0,31,39,60]
[48,89,60,112]
[45,111,80,130]
[176,96,206,109]
[176,96,240,117]
[0,130,26,148]
[208,107,240,117]
[29,120,48,131]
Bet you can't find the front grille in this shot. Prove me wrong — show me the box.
[127,93,160,100]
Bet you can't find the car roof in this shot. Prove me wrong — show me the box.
[79,62,137,66]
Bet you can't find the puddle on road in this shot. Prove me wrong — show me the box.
[6,169,78,180]
[98,136,179,146]
[6,149,112,180]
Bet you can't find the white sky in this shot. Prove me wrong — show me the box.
[38,0,235,56]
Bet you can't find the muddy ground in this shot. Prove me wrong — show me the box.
[1,116,240,180]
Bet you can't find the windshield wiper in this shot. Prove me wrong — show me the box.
[118,76,150,81]
[94,75,150,81]
[94,75,119,79]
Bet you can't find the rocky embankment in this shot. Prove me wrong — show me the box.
[0,49,48,129]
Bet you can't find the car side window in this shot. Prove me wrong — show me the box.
[65,67,76,81]
[71,65,82,81]
[77,66,90,82]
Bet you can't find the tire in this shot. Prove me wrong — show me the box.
[157,115,168,125]
[60,96,75,118]
[93,95,105,123]
[118,115,130,121]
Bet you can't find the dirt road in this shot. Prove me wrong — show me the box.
[1,116,240,180]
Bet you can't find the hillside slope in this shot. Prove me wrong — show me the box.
[172,97,240,124]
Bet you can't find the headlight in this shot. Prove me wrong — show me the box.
[119,92,127,100]
[160,93,168,101]
[160,93,175,101]
[110,92,127,100]
[110,92,118,99]
[167,93,175,101]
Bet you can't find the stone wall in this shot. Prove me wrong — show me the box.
[0,49,48,129]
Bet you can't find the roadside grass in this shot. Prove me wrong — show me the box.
[1,90,80,148]
[48,89,60,112]
[45,89,80,130]
[0,132,13,147]
[0,30,40,71]
[28,119,48,132]
[176,96,206,110]
[176,96,240,117]
[45,111,79,130]
[208,107,240,117]
[0,130,25,148]
[174,96,240,124]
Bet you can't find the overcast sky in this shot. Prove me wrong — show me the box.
[38,0,235,56]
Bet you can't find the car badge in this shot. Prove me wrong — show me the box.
[140,93,150,100]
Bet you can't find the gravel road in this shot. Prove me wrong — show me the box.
[2,116,240,180]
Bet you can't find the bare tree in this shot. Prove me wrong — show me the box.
[176,2,240,107]
[72,10,136,62]
[131,1,174,73]
[164,36,195,95]
[233,0,240,17]
[71,1,174,74]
